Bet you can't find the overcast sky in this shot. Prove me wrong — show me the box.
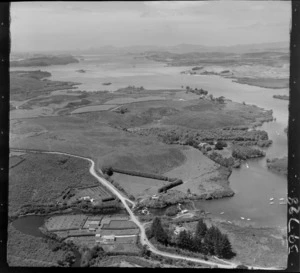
[10,1,291,52]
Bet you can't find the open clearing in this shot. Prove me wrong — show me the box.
[104,96,166,105]
[164,146,233,198]
[112,172,169,198]
[106,220,138,229]
[45,214,87,231]
[102,243,140,254]
[71,104,117,114]
[10,115,187,175]
[66,185,114,205]
[183,217,287,268]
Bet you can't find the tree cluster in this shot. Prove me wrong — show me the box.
[150,217,169,245]
[101,166,114,176]
[80,245,106,267]
[165,206,180,217]
[208,152,235,168]
[232,144,265,160]
[57,251,76,267]
[186,86,209,96]
[149,217,234,259]
[215,141,227,150]
[176,219,234,259]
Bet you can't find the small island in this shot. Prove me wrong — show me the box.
[102,82,112,86]
[76,69,86,73]
[266,157,287,176]
[273,95,289,101]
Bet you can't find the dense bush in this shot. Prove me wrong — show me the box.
[176,220,235,259]
[215,141,227,150]
[189,88,208,96]
[208,152,235,168]
[150,217,169,245]
[232,144,265,160]
[165,206,180,216]
[215,96,225,104]
[102,166,114,176]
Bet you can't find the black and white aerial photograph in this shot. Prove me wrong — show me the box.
[7,1,291,269]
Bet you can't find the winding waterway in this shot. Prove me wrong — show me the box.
[11,53,288,228]
[12,215,81,267]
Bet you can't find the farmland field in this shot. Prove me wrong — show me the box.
[103,96,166,105]
[112,172,169,198]
[9,155,25,169]
[115,236,138,244]
[71,104,117,114]
[102,243,140,254]
[106,220,138,229]
[100,229,139,236]
[67,185,113,204]
[10,114,187,175]
[66,236,96,249]
[164,146,233,198]
[83,218,102,229]
[45,214,87,231]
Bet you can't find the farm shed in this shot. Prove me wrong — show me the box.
[99,235,116,244]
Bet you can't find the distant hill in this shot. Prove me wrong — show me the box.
[10,55,79,67]
[11,41,289,57]
[71,42,288,55]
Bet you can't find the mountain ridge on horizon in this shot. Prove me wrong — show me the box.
[11,41,289,56]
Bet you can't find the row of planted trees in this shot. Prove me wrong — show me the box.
[149,217,235,259]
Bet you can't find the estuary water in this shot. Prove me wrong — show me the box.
[11,53,289,228]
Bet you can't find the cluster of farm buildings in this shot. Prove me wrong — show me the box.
[44,214,140,253]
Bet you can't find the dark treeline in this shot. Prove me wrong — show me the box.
[13,198,122,220]
[157,179,183,193]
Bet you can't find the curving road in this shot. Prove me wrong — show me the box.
[11,148,282,270]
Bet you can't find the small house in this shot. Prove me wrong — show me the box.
[174,226,187,236]
[198,142,208,149]
[80,196,91,201]
[100,235,115,244]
